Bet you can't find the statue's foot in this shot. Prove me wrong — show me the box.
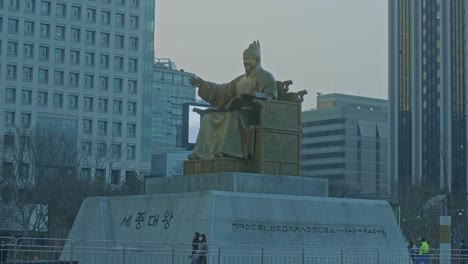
[214,152,226,158]
[187,153,199,160]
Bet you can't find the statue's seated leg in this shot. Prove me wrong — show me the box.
[189,110,254,160]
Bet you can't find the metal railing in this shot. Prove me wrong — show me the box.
[0,236,467,264]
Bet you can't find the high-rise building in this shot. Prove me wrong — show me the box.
[152,58,196,152]
[389,1,467,201]
[302,94,389,197]
[0,0,155,183]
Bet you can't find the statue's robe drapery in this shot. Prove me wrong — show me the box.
[190,65,277,160]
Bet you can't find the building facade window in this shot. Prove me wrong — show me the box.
[83,119,92,133]
[112,122,122,137]
[127,123,136,137]
[71,5,81,20]
[115,13,124,27]
[21,90,32,105]
[69,72,79,87]
[98,98,108,113]
[100,54,109,68]
[112,144,121,159]
[99,76,109,90]
[37,91,47,106]
[39,46,49,60]
[130,0,139,8]
[85,30,95,45]
[129,15,138,29]
[23,43,34,58]
[126,145,135,160]
[53,93,63,108]
[111,170,120,184]
[100,32,109,47]
[20,113,31,128]
[8,18,18,33]
[5,88,16,103]
[85,52,94,66]
[82,141,92,156]
[5,111,16,126]
[24,21,34,35]
[55,48,64,62]
[97,142,107,157]
[129,37,138,51]
[96,169,106,182]
[114,56,124,71]
[128,80,137,94]
[98,121,107,135]
[101,11,110,25]
[86,8,96,23]
[127,101,136,115]
[128,58,137,72]
[25,0,35,12]
[56,3,65,18]
[68,95,78,110]
[22,66,33,81]
[113,78,123,92]
[38,68,48,83]
[39,23,50,38]
[84,74,94,89]
[7,65,17,79]
[8,0,19,10]
[40,0,50,16]
[70,50,80,64]
[113,100,122,114]
[84,96,93,111]
[7,41,18,56]
[71,28,80,42]
[81,168,91,179]
[55,25,65,40]
[54,70,64,85]
[115,34,124,49]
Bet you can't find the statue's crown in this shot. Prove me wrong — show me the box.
[244,40,261,60]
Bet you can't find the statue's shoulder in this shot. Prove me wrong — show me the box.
[254,66,275,81]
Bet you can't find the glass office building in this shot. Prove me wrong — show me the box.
[389,1,467,201]
[152,58,196,151]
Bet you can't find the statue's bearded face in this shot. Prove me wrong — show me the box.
[243,55,258,75]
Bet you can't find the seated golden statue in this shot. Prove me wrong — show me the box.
[186,41,306,175]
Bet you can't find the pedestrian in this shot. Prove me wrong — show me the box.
[0,239,8,262]
[197,234,208,264]
[408,239,418,263]
[459,239,468,264]
[191,232,200,264]
[418,237,430,264]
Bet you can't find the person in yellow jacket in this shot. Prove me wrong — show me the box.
[418,238,430,264]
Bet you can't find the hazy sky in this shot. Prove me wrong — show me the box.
[155,0,388,110]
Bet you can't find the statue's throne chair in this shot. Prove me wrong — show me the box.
[183,81,307,176]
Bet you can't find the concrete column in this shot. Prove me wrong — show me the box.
[439,216,451,264]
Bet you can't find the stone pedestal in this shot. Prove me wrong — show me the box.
[64,190,408,262]
[145,172,328,197]
[65,173,408,263]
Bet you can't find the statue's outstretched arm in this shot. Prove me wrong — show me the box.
[189,76,205,87]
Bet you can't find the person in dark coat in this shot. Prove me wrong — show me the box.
[197,234,208,264]
[0,239,8,262]
[460,239,468,264]
[191,232,200,264]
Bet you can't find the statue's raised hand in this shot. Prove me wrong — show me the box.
[189,76,204,87]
